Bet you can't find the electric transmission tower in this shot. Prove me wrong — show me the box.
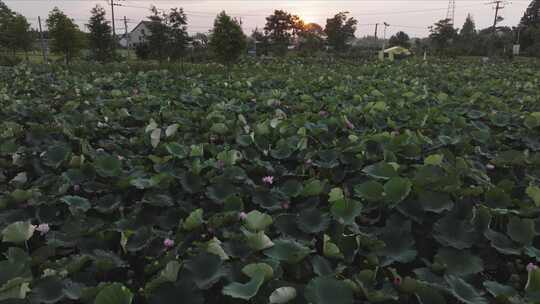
[446,0,456,25]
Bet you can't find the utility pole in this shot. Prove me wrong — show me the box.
[374,23,379,39]
[110,0,116,38]
[382,22,389,51]
[490,0,506,36]
[124,16,130,60]
[446,0,456,25]
[38,16,48,63]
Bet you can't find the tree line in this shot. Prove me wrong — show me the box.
[1,0,539,65]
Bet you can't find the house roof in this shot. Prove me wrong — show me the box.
[383,46,411,55]
[130,21,151,34]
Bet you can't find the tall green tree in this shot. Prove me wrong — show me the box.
[87,5,114,62]
[0,1,33,57]
[388,31,410,48]
[145,6,169,62]
[0,0,14,49]
[251,27,270,56]
[264,10,298,55]
[297,23,325,54]
[520,0,540,27]
[324,12,357,52]
[47,7,84,64]
[458,14,477,55]
[429,18,458,55]
[167,8,189,60]
[209,11,247,65]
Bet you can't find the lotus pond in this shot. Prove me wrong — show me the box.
[1,59,540,304]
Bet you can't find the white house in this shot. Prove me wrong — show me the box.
[119,21,151,48]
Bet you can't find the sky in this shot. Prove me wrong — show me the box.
[4,0,532,38]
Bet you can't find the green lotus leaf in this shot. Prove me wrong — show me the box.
[165,123,179,137]
[301,179,325,197]
[424,154,444,166]
[206,183,236,202]
[184,253,226,289]
[445,275,487,304]
[222,272,265,300]
[94,283,133,304]
[242,263,274,282]
[150,128,161,148]
[1,222,35,244]
[297,208,330,234]
[434,247,483,276]
[244,210,273,232]
[61,195,91,214]
[30,276,65,304]
[415,286,447,304]
[330,199,362,225]
[280,179,303,197]
[165,143,190,159]
[384,177,412,204]
[125,227,153,252]
[210,123,229,134]
[0,278,31,301]
[264,239,312,264]
[433,217,476,249]
[485,188,512,208]
[328,187,344,203]
[183,209,204,231]
[245,230,274,251]
[526,185,540,207]
[323,234,343,259]
[414,165,445,187]
[190,144,204,157]
[180,172,203,193]
[507,216,535,245]
[94,154,122,177]
[148,282,204,304]
[269,287,297,304]
[217,150,243,166]
[44,144,72,168]
[315,150,340,168]
[524,112,540,129]
[378,215,416,266]
[418,191,454,213]
[145,261,181,293]
[206,238,229,261]
[362,162,398,180]
[526,267,540,293]
[483,281,517,298]
[484,229,521,255]
[304,277,353,304]
[354,181,384,202]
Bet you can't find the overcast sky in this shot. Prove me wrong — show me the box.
[4,0,532,37]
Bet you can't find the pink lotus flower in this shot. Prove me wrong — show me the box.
[239,212,247,220]
[35,223,50,236]
[393,277,402,286]
[527,262,538,272]
[282,202,290,209]
[262,176,274,185]
[163,238,175,249]
[344,117,355,130]
[319,110,328,117]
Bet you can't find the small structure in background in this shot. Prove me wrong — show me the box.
[119,21,150,48]
[378,46,412,61]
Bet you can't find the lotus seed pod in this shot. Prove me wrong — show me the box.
[399,277,418,294]
[357,269,374,283]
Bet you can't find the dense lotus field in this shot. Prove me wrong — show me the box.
[1,59,540,304]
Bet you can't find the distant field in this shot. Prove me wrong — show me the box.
[1,59,540,304]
